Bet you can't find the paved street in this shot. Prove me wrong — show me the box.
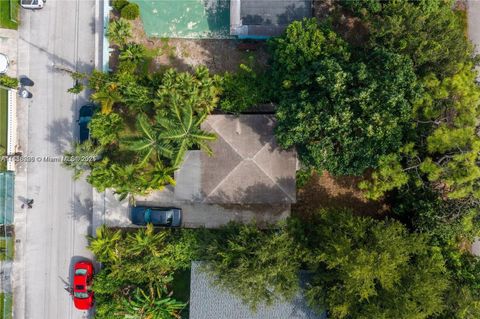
[14,0,96,318]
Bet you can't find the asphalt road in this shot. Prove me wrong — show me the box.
[16,0,96,318]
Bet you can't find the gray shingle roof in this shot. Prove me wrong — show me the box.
[189,261,325,319]
[175,115,297,205]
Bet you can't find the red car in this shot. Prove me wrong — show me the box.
[73,261,94,310]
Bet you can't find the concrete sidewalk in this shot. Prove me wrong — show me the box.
[467,0,480,257]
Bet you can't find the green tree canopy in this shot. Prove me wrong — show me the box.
[199,222,302,309]
[299,209,449,319]
[270,19,420,175]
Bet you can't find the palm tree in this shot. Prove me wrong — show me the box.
[119,43,146,64]
[111,163,148,201]
[87,225,122,263]
[121,115,173,166]
[91,83,122,114]
[157,96,216,167]
[125,224,167,257]
[146,162,176,191]
[121,286,186,319]
[62,140,102,180]
[106,18,132,47]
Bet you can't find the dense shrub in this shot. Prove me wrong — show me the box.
[121,3,140,20]
[219,63,272,113]
[0,75,18,89]
[112,0,129,12]
[270,19,420,176]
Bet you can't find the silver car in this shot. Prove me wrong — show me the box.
[20,0,45,9]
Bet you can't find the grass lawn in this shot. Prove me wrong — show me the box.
[0,0,18,30]
[0,237,14,261]
[0,89,7,171]
[0,293,12,319]
[172,269,191,319]
[0,89,7,150]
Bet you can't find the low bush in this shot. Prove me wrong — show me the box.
[121,3,140,20]
[219,63,272,113]
[112,0,129,12]
[0,75,18,89]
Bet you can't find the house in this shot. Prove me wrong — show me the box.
[189,261,326,319]
[175,115,297,205]
[230,0,312,39]
[99,114,297,229]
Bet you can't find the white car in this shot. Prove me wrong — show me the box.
[20,0,45,9]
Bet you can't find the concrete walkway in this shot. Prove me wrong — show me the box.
[467,0,480,256]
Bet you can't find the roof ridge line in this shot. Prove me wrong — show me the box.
[252,139,296,203]
[202,160,244,203]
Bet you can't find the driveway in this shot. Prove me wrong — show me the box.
[14,0,96,318]
[99,188,291,229]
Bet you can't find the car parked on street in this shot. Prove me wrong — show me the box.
[131,206,182,227]
[72,260,94,310]
[77,104,96,143]
[20,0,45,9]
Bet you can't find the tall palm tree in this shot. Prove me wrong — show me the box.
[157,96,216,167]
[125,224,167,257]
[91,83,122,114]
[87,225,122,263]
[106,18,132,47]
[121,115,173,166]
[62,140,102,180]
[111,163,148,201]
[121,286,186,319]
[119,43,146,64]
[146,162,176,191]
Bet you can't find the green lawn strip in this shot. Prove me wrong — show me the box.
[0,89,8,171]
[0,237,14,261]
[172,269,190,319]
[0,293,13,319]
[0,0,18,30]
[0,89,8,151]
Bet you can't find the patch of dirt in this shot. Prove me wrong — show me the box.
[293,171,389,219]
[313,0,336,19]
[129,17,269,74]
[334,12,370,47]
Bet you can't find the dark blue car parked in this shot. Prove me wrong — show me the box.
[131,206,182,227]
[78,104,96,143]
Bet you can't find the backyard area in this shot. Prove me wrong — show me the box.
[111,0,269,74]
[293,171,389,218]
[0,0,18,30]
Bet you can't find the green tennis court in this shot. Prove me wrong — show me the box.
[131,0,231,38]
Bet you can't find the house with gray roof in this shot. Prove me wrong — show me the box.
[230,0,312,38]
[175,114,297,206]
[189,261,326,319]
[129,115,297,229]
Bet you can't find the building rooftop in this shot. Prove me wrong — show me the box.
[189,261,325,319]
[174,115,297,205]
[230,0,312,37]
